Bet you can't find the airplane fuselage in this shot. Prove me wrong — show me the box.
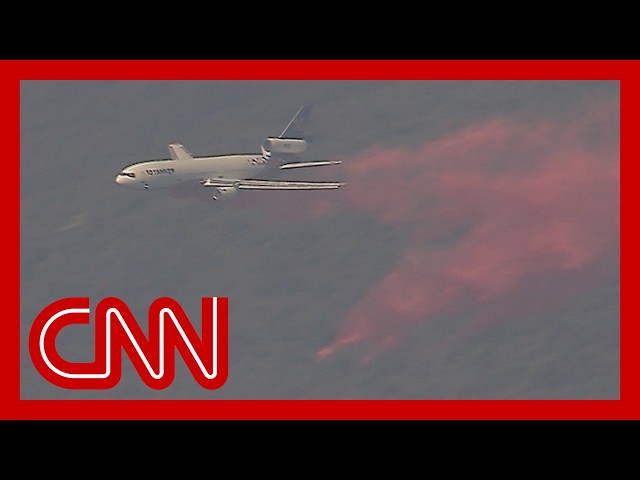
[115,153,270,190]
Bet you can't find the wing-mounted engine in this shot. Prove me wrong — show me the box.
[201,179,240,201]
[262,137,307,154]
[212,186,238,201]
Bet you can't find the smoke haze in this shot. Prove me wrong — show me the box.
[20,80,619,400]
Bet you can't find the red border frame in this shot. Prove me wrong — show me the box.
[7,60,634,419]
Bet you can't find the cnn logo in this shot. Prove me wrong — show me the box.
[29,297,228,390]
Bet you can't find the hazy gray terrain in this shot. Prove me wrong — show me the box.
[20,80,619,399]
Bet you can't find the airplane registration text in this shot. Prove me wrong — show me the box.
[145,168,175,176]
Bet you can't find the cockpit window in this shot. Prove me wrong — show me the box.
[119,171,136,178]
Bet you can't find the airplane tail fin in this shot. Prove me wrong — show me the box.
[168,143,194,161]
[278,105,312,139]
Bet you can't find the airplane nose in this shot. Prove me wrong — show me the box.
[115,175,123,185]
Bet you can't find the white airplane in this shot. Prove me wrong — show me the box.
[115,105,345,200]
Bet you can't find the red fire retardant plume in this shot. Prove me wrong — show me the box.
[313,104,619,362]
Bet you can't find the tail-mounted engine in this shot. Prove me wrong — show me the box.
[262,137,307,154]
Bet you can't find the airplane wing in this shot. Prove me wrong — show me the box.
[168,143,194,161]
[201,178,345,190]
[279,160,341,170]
